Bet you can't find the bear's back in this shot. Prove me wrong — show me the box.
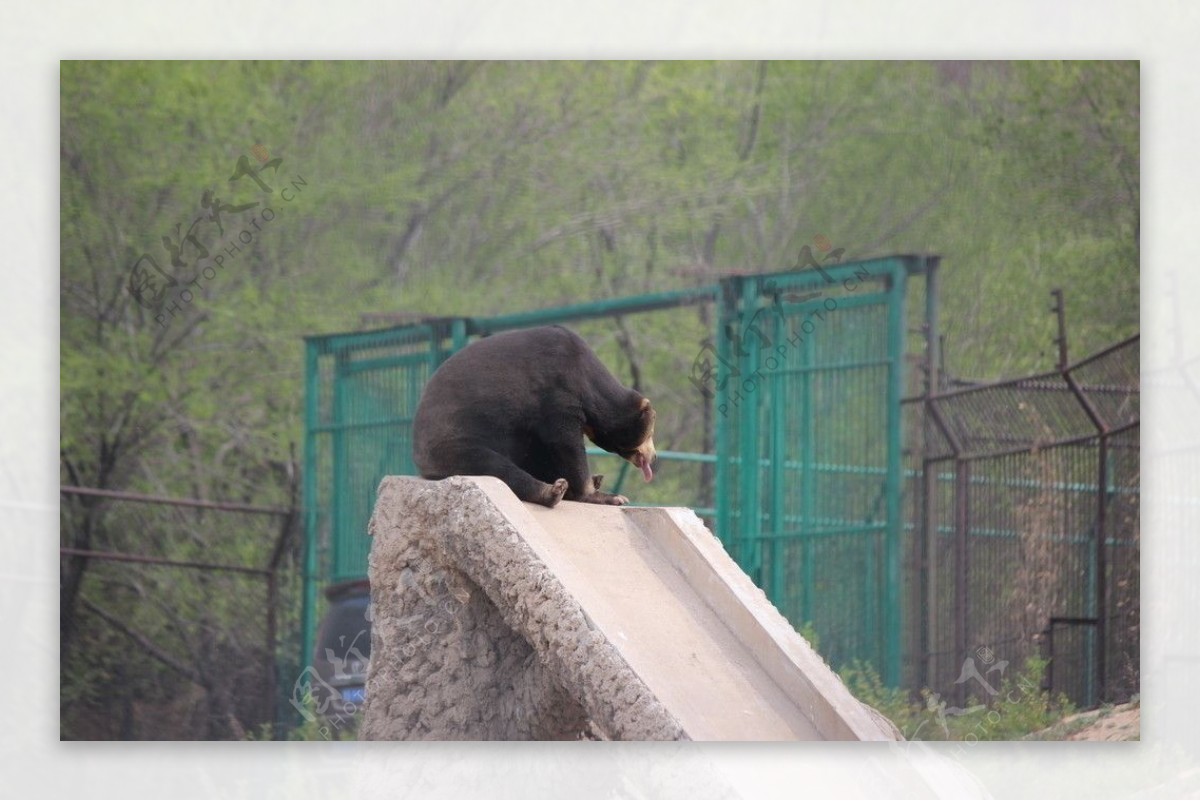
[413,326,588,440]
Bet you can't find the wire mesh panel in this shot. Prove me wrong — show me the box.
[302,257,934,690]
[715,256,928,683]
[301,296,719,667]
[1072,339,1140,430]
[969,445,1101,703]
[1105,425,1140,701]
[306,323,455,585]
[301,262,1136,708]
[914,336,1139,707]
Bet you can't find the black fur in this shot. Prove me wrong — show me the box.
[412,325,656,507]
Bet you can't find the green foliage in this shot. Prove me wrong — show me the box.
[797,620,821,652]
[244,693,360,742]
[60,60,1136,738]
[841,657,1076,741]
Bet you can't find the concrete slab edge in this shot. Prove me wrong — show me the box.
[440,476,689,741]
[625,505,902,741]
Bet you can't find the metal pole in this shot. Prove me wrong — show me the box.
[59,486,289,516]
[1051,288,1069,371]
[769,306,786,601]
[739,277,762,585]
[925,257,941,394]
[301,340,320,689]
[450,317,468,354]
[1096,435,1109,701]
[920,257,942,690]
[58,547,271,576]
[884,261,907,686]
[475,285,718,334]
[714,278,737,555]
[921,457,938,690]
[921,256,940,690]
[800,324,815,623]
[954,459,970,707]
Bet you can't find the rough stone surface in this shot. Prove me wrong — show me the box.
[360,475,684,741]
[361,474,899,742]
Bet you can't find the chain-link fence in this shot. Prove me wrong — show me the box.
[906,335,1139,707]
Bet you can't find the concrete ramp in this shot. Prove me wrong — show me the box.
[360,476,899,741]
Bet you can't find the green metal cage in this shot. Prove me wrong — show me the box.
[302,255,938,684]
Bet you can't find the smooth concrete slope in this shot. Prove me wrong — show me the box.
[361,475,899,741]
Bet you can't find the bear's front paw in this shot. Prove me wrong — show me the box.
[544,478,569,507]
[578,491,628,506]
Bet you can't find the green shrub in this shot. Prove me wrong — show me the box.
[841,656,1075,741]
[243,690,360,741]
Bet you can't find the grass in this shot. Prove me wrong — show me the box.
[841,656,1077,741]
[243,690,361,741]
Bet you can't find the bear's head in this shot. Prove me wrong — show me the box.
[586,396,657,482]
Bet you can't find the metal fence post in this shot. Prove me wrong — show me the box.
[738,278,762,583]
[1096,434,1109,701]
[714,277,738,556]
[884,261,907,686]
[769,303,786,600]
[301,339,320,689]
[954,458,971,707]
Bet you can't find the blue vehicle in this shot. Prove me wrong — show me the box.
[309,580,371,723]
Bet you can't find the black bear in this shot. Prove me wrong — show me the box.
[412,325,656,507]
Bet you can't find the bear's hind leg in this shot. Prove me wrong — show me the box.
[438,446,569,507]
[526,440,630,506]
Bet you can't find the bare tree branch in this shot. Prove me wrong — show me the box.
[81,595,203,685]
[611,316,644,393]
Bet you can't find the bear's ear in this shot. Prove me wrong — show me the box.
[638,397,656,434]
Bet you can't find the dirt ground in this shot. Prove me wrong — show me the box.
[1028,702,1140,741]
